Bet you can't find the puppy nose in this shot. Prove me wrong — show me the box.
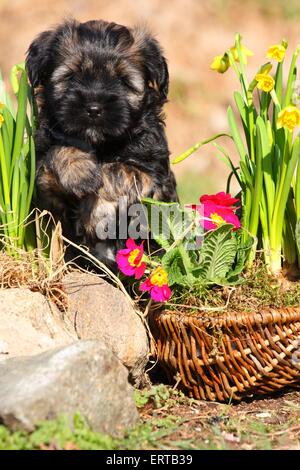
[87,105,101,118]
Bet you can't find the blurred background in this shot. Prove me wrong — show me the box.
[1,0,300,202]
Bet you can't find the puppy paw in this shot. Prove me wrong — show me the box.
[63,161,102,198]
[51,147,102,198]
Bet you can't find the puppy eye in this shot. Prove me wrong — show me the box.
[121,77,136,92]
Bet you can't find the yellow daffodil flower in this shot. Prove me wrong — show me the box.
[230,44,254,64]
[267,44,286,63]
[277,106,300,132]
[255,73,275,92]
[0,114,4,128]
[210,53,230,73]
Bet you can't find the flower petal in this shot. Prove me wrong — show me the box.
[135,262,147,280]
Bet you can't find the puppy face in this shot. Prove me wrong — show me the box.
[26,20,169,144]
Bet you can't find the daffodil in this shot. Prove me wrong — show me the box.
[277,106,300,132]
[255,72,275,92]
[210,53,230,73]
[0,114,4,128]
[267,44,286,63]
[230,44,254,64]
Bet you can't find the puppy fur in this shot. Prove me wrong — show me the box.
[26,19,178,266]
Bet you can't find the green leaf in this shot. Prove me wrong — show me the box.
[258,118,275,228]
[196,224,238,283]
[10,70,28,181]
[249,116,264,237]
[227,234,254,281]
[227,105,248,164]
[295,219,300,255]
[162,248,196,286]
[142,198,196,251]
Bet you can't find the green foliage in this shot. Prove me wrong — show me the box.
[0,414,117,450]
[195,224,237,282]
[296,219,300,255]
[0,64,37,254]
[135,384,189,409]
[143,196,253,290]
[0,409,180,451]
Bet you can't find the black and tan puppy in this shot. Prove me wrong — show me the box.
[26,19,178,266]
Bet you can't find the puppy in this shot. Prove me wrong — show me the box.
[26,19,178,266]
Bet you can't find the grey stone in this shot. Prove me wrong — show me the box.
[63,272,149,384]
[0,288,75,360]
[0,340,139,434]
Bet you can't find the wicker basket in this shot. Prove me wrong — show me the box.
[149,307,300,402]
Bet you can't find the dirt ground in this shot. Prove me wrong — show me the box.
[2,0,300,200]
[138,386,300,450]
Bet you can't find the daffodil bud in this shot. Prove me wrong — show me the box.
[210,53,230,74]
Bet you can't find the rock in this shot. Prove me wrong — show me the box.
[0,288,75,360]
[63,272,149,385]
[0,340,139,434]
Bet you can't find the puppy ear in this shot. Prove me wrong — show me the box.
[133,29,169,100]
[26,30,55,87]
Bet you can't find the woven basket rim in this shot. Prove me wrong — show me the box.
[155,305,300,328]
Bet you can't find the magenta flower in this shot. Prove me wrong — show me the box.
[116,238,146,279]
[189,192,241,231]
[202,202,241,231]
[140,266,172,302]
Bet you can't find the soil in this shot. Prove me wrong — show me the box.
[139,388,300,449]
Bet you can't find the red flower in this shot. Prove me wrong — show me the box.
[200,192,239,208]
[116,239,146,279]
[140,266,172,302]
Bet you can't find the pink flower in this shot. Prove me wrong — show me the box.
[200,192,239,208]
[202,202,241,231]
[116,238,146,279]
[140,266,172,302]
[189,192,241,231]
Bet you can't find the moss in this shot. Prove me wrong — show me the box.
[167,262,300,316]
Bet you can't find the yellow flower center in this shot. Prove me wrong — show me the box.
[255,73,274,93]
[210,212,226,226]
[128,248,142,267]
[277,106,300,132]
[150,266,168,287]
[267,44,286,63]
[0,114,4,128]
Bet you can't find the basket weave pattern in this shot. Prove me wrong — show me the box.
[150,307,300,402]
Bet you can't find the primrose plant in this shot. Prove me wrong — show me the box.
[116,192,253,304]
